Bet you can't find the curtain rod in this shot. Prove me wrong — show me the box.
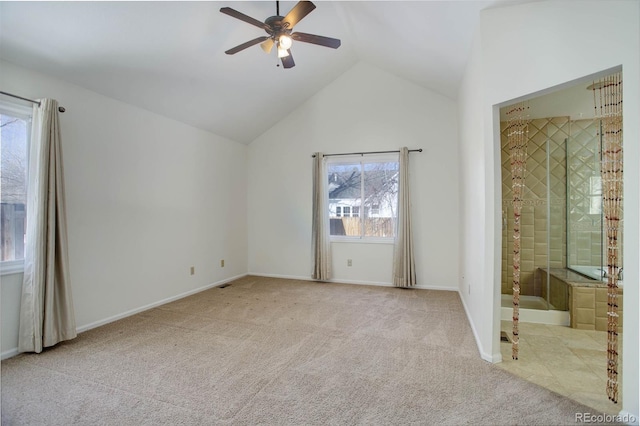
[0,91,66,113]
[312,149,422,158]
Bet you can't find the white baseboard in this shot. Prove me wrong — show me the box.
[1,347,19,360]
[77,273,247,333]
[248,272,311,281]
[1,274,247,360]
[248,272,457,291]
[331,278,397,287]
[414,284,458,291]
[458,292,498,363]
[249,272,394,287]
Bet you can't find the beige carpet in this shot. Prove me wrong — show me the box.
[1,276,608,425]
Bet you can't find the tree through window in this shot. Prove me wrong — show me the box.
[1,106,30,263]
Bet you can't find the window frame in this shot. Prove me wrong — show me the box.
[0,101,32,276]
[326,153,399,243]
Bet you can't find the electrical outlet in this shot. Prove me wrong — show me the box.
[347,259,352,267]
[190,266,195,275]
[220,259,225,268]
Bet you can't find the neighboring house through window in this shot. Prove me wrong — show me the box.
[0,102,31,274]
[327,155,399,239]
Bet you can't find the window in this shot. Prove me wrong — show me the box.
[327,156,399,239]
[589,175,602,215]
[1,103,31,273]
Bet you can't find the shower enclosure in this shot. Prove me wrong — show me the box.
[501,117,567,310]
[500,116,621,311]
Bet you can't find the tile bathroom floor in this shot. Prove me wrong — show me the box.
[499,320,622,415]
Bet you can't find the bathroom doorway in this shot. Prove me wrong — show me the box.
[498,69,624,414]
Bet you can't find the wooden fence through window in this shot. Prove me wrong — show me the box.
[330,217,394,238]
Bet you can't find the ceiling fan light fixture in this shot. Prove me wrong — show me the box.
[277,46,290,58]
[278,34,293,50]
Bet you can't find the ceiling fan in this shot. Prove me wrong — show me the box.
[220,1,341,69]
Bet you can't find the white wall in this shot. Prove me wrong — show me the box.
[0,60,248,357]
[248,61,460,289]
[458,0,639,419]
[457,27,492,360]
[1,273,22,353]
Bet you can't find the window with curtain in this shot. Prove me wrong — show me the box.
[327,155,399,240]
[0,102,31,274]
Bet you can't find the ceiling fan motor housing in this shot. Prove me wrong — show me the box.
[265,15,292,39]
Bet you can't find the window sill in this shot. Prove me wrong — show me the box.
[330,237,395,245]
[0,260,25,276]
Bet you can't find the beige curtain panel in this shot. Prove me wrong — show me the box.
[392,147,416,287]
[311,152,331,281]
[19,98,76,353]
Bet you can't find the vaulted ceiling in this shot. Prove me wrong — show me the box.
[1,1,507,144]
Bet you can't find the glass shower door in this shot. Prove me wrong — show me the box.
[566,119,604,281]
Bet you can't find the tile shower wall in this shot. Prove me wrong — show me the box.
[501,117,568,298]
[567,119,602,267]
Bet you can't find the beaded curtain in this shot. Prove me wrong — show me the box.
[505,101,529,360]
[593,72,623,403]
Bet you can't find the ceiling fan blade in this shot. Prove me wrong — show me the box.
[291,32,341,49]
[225,36,269,55]
[283,1,316,29]
[220,7,270,31]
[281,50,295,69]
[260,38,275,54]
